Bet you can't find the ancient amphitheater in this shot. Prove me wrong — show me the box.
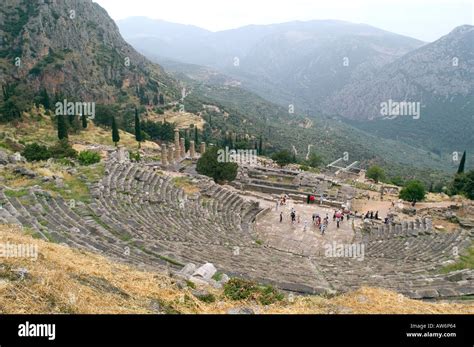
[0,145,473,301]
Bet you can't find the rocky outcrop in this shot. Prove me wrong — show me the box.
[0,0,178,103]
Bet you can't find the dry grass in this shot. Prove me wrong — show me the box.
[0,110,158,152]
[146,110,205,130]
[1,224,473,314]
[69,122,159,150]
[171,176,200,195]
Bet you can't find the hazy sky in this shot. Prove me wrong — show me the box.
[94,0,473,42]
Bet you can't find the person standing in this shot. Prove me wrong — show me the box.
[321,222,326,235]
[280,212,283,223]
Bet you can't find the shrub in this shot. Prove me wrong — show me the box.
[211,272,223,282]
[77,150,101,166]
[258,285,284,305]
[185,280,196,289]
[223,278,284,305]
[49,140,77,159]
[300,165,309,171]
[196,293,216,303]
[130,151,141,162]
[223,278,256,301]
[21,143,51,162]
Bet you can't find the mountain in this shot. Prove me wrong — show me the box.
[118,18,425,112]
[119,18,473,163]
[329,25,474,154]
[157,59,457,185]
[0,0,178,106]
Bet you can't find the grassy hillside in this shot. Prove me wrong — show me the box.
[0,106,159,152]
[1,224,472,314]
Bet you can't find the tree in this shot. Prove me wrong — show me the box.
[81,114,88,129]
[306,152,323,168]
[159,93,164,105]
[184,129,190,152]
[134,108,142,148]
[194,126,199,144]
[449,170,474,199]
[390,176,405,187]
[366,165,385,183]
[57,114,68,140]
[463,171,474,200]
[271,150,293,168]
[258,135,263,155]
[49,139,78,159]
[78,150,101,165]
[399,180,426,204]
[457,151,466,174]
[38,88,51,110]
[112,116,120,147]
[0,83,32,122]
[196,146,237,183]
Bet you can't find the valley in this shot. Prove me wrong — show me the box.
[0,0,472,320]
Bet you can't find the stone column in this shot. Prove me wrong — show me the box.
[180,138,185,158]
[200,142,206,154]
[174,129,180,149]
[161,144,168,166]
[168,145,175,164]
[174,145,180,161]
[190,140,195,158]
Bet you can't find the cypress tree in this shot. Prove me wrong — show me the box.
[81,114,88,129]
[134,108,142,149]
[258,135,263,155]
[194,126,199,144]
[159,93,164,105]
[39,88,50,110]
[112,116,120,146]
[57,114,68,140]
[457,151,466,174]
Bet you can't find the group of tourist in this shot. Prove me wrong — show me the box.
[363,211,379,220]
[279,207,357,235]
